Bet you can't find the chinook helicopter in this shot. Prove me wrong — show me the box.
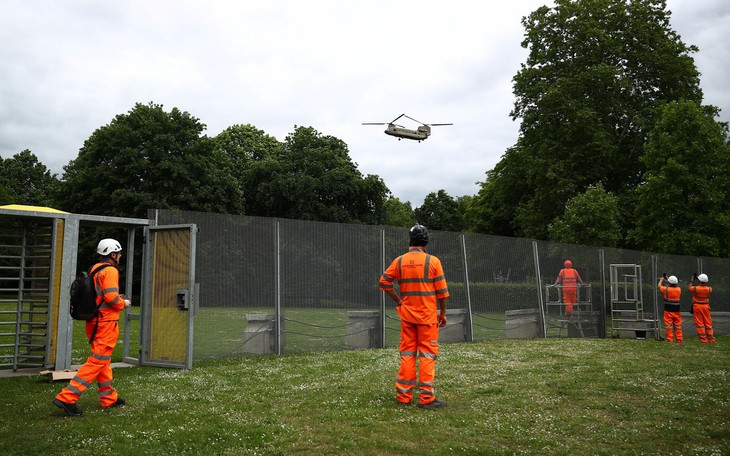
[362,114,452,142]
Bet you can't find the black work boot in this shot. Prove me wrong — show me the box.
[417,398,447,409]
[103,398,126,409]
[53,398,83,416]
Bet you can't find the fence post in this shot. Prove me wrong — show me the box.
[598,248,607,338]
[460,234,474,342]
[275,221,282,355]
[379,229,386,348]
[532,240,546,338]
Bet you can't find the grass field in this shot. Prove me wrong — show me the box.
[1,334,728,455]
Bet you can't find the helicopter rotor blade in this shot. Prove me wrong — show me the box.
[390,113,407,124]
[362,122,388,125]
[401,114,424,125]
[427,123,453,126]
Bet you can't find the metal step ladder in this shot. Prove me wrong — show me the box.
[609,264,659,339]
[0,222,53,371]
[543,283,597,337]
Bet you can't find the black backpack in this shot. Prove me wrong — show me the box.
[69,264,110,321]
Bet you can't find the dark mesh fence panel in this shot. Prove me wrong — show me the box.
[279,220,382,353]
[464,234,539,340]
[152,210,730,360]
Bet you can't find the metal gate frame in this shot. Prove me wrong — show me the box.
[139,224,197,369]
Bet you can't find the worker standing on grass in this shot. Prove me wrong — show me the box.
[53,239,130,416]
[553,260,583,315]
[380,224,449,409]
[658,274,683,343]
[689,273,716,343]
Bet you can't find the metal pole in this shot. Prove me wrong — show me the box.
[275,221,282,355]
[532,241,546,338]
[461,234,474,342]
[598,249,606,338]
[380,229,386,348]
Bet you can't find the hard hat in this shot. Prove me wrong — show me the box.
[409,224,429,246]
[564,260,572,268]
[668,275,678,285]
[97,238,122,256]
[698,273,709,283]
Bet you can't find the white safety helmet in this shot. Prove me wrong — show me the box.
[97,238,122,256]
[667,275,678,285]
[698,273,709,283]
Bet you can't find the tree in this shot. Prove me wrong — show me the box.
[628,100,730,256]
[414,190,466,232]
[0,185,14,205]
[0,150,59,207]
[469,0,703,240]
[548,183,621,247]
[382,196,416,227]
[243,126,389,224]
[213,124,283,215]
[56,102,242,218]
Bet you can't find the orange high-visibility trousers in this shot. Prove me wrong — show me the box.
[692,304,715,342]
[562,288,577,314]
[55,320,120,407]
[395,320,439,406]
[663,311,683,343]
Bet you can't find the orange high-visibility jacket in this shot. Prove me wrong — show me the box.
[556,268,582,289]
[92,262,126,322]
[380,246,449,325]
[660,285,681,312]
[689,284,712,304]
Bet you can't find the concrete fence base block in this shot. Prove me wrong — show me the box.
[505,309,540,339]
[243,314,279,355]
[440,308,470,343]
[346,311,381,349]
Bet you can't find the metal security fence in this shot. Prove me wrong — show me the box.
[152,210,730,361]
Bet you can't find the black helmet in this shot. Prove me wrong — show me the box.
[409,224,429,246]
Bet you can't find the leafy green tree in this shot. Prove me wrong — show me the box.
[469,0,703,240]
[56,102,242,218]
[0,185,14,205]
[382,196,416,227]
[213,124,282,215]
[245,126,389,224]
[548,183,621,247]
[0,150,59,206]
[628,100,730,256]
[415,190,466,232]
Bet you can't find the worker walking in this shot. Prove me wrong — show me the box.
[380,224,449,409]
[689,273,716,343]
[658,274,683,343]
[554,260,583,315]
[53,239,131,416]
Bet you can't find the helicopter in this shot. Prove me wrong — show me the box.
[362,114,452,142]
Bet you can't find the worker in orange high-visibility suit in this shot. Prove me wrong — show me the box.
[658,274,683,343]
[53,239,131,416]
[554,260,582,314]
[380,224,449,409]
[689,273,716,343]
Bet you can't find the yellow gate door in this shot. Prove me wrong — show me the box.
[140,225,196,369]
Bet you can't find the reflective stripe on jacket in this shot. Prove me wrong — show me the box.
[660,285,681,312]
[689,284,712,304]
[92,262,125,322]
[380,247,449,324]
[557,268,581,288]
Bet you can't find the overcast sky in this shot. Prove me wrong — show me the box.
[1,1,728,207]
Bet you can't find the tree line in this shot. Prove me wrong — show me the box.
[2,0,729,257]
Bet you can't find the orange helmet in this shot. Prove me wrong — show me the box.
[564,260,572,268]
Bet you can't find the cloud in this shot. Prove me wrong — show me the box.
[1,0,727,206]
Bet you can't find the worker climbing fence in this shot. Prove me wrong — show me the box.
[151,210,730,361]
